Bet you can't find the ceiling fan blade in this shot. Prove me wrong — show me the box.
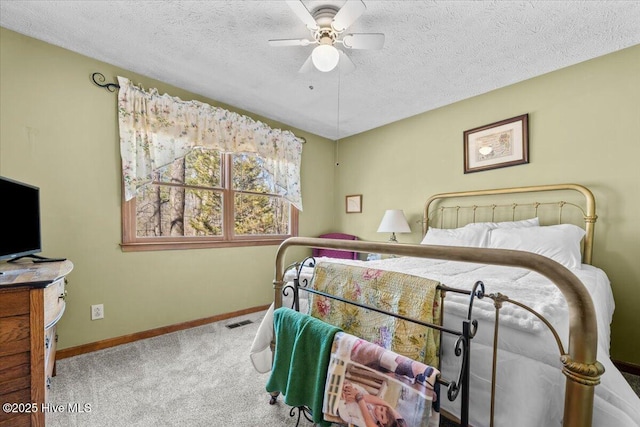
[268,38,313,47]
[341,33,385,50]
[338,50,356,74]
[298,53,314,73]
[332,0,366,32]
[285,0,318,31]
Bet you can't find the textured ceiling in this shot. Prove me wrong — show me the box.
[1,1,639,140]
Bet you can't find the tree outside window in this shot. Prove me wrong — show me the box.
[121,148,298,251]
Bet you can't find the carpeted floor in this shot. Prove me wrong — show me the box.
[622,372,640,397]
[48,310,297,427]
[47,310,640,427]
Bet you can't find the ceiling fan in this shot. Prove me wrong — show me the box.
[269,0,385,73]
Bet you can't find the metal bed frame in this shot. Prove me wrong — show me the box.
[271,183,603,427]
[274,256,483,426]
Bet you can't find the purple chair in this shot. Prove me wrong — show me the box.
[312,233,359,260]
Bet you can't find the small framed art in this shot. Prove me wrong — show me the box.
[463,114,529,173]
[345,194,362,213]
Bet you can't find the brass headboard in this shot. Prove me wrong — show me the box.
[422,184,597,265]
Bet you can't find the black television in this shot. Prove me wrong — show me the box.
[0,176,42,261]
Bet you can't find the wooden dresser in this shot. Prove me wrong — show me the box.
[0,260,72,427]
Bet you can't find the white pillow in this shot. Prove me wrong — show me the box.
[419,218,538,248]
[488,224,586,269]
[482,217,540,229]
[420,223,490,247]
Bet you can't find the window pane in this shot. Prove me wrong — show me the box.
[232,153,275,193]
[154,149,222,188]
[136,184,223,237]
[125,149,297,249]
[234,193,290,235]
[185,188,223,236]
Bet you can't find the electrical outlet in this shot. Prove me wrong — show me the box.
[91,304,104,320]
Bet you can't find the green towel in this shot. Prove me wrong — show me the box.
[266,307,341,426]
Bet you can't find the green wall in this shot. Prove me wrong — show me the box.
[2,27,639,365]
[0,28,335,349]
[335,45,640,364]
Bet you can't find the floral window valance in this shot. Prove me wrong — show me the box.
[117,76,304,211]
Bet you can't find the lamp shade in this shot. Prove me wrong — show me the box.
[377,210,411,233]
[311,44,340,72]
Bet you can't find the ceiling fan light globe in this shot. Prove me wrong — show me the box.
[311,45,339,72]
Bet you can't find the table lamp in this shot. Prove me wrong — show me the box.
[377,209,411,242]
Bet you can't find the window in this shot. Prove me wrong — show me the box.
[121,148,298,251]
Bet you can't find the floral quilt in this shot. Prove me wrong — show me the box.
[309,261,442,367]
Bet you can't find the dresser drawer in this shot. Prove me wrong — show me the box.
[44,326,57,403]
[0,288,29,318]
[0,352,30,395]
[44,326,57,376]
[44,278,66,328]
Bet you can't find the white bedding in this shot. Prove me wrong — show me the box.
[251,256,640,426]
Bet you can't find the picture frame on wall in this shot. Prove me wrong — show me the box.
[463,114,529,173]
[345,194,362,213]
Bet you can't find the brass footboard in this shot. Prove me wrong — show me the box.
[274,238,603,427]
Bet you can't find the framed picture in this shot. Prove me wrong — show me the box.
[463,114,529,173]
[345,194,362,213]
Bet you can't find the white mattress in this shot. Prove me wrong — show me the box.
[253,256,640,426]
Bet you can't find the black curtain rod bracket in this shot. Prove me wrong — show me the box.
[91,72,120,92]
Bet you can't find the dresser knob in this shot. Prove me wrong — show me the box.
[46,377,52,390]
[45,337,50,349]
[59,289,67,301]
